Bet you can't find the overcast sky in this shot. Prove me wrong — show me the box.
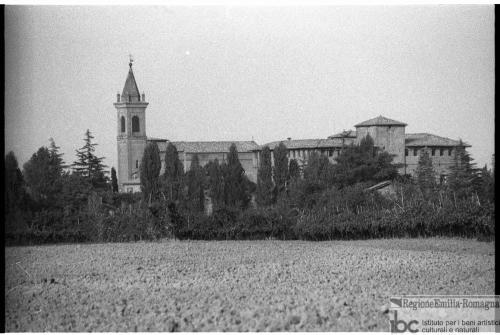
[5,5,495,171]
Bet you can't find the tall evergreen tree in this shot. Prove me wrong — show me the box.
[224,143,250,208]
[273,142,289,196]
[447,140,479,198]
[111,167,119,193]
[478,165,494,204]
[162,142,184,202]
[256,146,274,206]
[140,142,161,202]
[72,129,108,188]
[5,151,25,214]
[186,154,205,212]
[206,159,224,209]
[415,148,437,199]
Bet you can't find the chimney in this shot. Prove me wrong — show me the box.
[117,93,120,102]
[142,92,146,101]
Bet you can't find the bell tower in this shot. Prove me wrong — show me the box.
[114,57,148,192]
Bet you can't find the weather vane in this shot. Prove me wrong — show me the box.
[129,54,134,67]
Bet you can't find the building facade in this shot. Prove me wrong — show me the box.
[115,63,468,192]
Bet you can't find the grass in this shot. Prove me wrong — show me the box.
[5,238,495,331]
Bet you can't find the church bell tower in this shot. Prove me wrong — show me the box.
[114,57,148,192]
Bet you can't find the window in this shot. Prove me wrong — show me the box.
[448,148,452,156]
[120,116,125,132]
[413,149,418,156]
[132,116,140,132]
[431,148,436,156]
[405,149,408,157]
[292,150,296,158]
[440,148,444,156]
[329,149,333,157]
[136,160,139,168]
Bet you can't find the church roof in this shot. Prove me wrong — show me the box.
[172,141,260,153]
[355,115,407,127]
[405,133,470,147]
[122,64,141,99]
[263,138,349,150]
[328,130,357,139]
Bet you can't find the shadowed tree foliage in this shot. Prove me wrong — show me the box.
[162,142,184,203]
[5,151,26,214]
[273,142,289,196]
[256,146,274,206]
[206,159,224,209]
[303,152,335,188]
[478,164,494,204]
[447,140,480,199]
[140,142,161,202]
[224,143,251,208]
[72,129,108,189]
[111,167,119,193]
[186,154,205,212]
[415,149,437,200]
[334,134,398,187]
[24,146,63,205]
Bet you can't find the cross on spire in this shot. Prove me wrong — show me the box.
[129,54,134,68]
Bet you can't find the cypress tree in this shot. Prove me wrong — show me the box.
[415,148,437,199]
[111,167,119,193]
[256,146,274,206]
[23,146,59,204]
[224,143,250,208]
[140,142,161,202]
[5,151,25,214]
[273,142,289,196]
[206,159,224,209]
[162,142,184,202]
[186,154,205,212]
[447,140,479,199]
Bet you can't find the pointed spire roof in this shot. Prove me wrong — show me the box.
[354,115,407,127]
[122,61,141,100]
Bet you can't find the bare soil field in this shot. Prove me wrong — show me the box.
[5,238,495,331]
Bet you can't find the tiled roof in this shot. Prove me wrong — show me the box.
[328,130,357,139]
[355,115,407,127]
[405,133,470,147]
[171,141,260,153]
[263,138,349,150]
[122,65,141,99]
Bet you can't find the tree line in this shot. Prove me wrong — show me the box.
[4,131,495,245]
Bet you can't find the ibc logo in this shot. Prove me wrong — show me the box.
[390,311,419,333]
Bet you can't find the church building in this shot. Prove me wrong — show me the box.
[115,62,469,193]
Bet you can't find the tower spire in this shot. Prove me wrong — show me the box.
[122,55,140,102]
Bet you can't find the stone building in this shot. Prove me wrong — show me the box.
[115,62,468,192]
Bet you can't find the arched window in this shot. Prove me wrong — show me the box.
[120,116,125,132]
[132,116,140,133]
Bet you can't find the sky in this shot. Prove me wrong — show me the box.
[4,5,495,171]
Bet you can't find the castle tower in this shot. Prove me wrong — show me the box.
[114,59,148,192]
[354,115,407,173]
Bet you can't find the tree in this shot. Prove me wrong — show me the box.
[478,165,494,204]
[5,151,25,214]
[186,154,205,212]
[73,129,108,189]
[206,159,224,209]
[23,146,62,205]
[111,167,119,193]
[273,142,289,196]
[415,148,437,199]
[334,134,398,187]
[162,142,184,202]
[224,143,250,208]
[256,146,274,206]
[140,142,161,202]
[447,141,479,199]
[289,159,300,181]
